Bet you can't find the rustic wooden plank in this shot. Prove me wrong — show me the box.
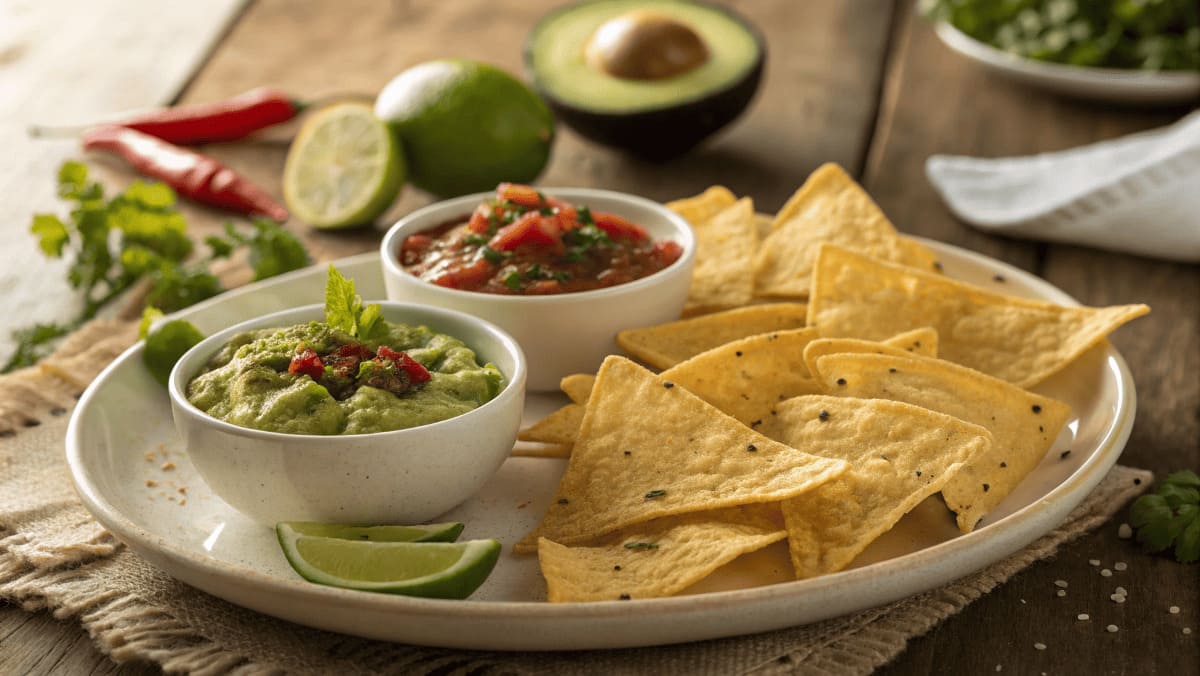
[0,604,156,675]
[867,4,1199,675]
[171,0,899,266]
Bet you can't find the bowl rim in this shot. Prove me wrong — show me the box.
[167,301,527,442]
[379,187,697,305]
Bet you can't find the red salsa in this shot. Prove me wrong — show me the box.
[399,183,683,295]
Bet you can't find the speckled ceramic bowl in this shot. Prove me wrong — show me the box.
[167,302,526,525]
[380,188,696,391]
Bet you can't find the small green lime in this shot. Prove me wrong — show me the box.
[276,521,464,543]
[374,59,555,197]
[283,102,405,229]
[143,319,204,387]
[277,529,500,599]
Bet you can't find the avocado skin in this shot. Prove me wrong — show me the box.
[525,3,766,161]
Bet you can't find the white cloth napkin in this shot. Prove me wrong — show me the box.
[926,109,1200,262]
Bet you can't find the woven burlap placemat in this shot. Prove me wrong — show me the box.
[0,319,1152,675]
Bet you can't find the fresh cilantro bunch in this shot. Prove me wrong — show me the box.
[3,161,311,373]
[923,0,1200,71]
[1129,470,1199,563]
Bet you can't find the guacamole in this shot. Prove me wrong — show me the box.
[187,320,503,435]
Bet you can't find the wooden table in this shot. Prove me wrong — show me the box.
[2,1,1196,673]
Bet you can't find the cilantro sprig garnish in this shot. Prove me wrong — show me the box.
[3,161,311,373]
[324,265,389,342]
[563,223,612,262]
[1129,470,1199,563]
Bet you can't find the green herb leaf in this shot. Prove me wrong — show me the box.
[1,323,70,372]
[463,233,488,247]
[30,214,69,257]
[503,271,522,291]
[205,235,235,259]
[481,246,508,264]
[145,265,222,313]
[243,219,310,281]
[138,307,165,340]
[1130,470,1200,563]
[324,265,388,341]
[324,265,359,335]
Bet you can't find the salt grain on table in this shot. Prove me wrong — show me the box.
[1169,606,1180,614]
[1107,624,1119,633]
[1100,569,1113,577]
[1113,562,1127,571]
[1056,590,1067,597]
[1054,580,1068,588]
[1077,613,1090,621]
[1034,642,1046,651]
[1117,523,1132,539]
[1089,559,1101,566]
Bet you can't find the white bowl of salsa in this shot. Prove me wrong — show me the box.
[380,185,696,390]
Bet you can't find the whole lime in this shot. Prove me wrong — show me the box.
[375,59,555,198]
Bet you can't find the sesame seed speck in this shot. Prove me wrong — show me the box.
[1169,606,1180,614]
[1111,594,1126,604]
[1114,562,1127,571]
[1107,624,1119,633]
[1089,559,1101,566]
[995,665,1002,672]
[1033,642,1046,650]
[1020,598,1027,604]
[1054,580,1068,588]
[1101,569,1113,577]
[1077,613,1090,621]
[1184,628,1192,635]
[1118,523,1133,539]
[1056,590,1067,597]
[1115,586,1127,595]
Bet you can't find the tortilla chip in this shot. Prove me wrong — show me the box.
[801,328,938,385]
[515,357,849,553]
[531,328,821,449]
[685,197,759,315]
[559,374,595,405]
[538,505,785,602]
[807,244,1150,387]
[882,326,939,356]
[763,395,992,579]
[511,444,573,459]
[657,328,822,426]
[666,185,737,226]
[617,303,808,370]
[753,164,937,297]
[518,403,585,446]
[754,212,773,240]
[811,352,1071,532]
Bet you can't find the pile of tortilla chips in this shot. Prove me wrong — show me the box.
[517,164,1149,603]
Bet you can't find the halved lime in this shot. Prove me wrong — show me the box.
[276,521,464,543]
[282,102,405,229]
[278,530,500,599]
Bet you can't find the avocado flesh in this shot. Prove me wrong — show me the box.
[527,0,764,159]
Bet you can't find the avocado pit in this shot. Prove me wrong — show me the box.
[585,10,709,81]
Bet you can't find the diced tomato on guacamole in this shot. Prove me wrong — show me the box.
[399,184,683,295]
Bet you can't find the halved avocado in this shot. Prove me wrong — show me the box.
[525,0,765,160]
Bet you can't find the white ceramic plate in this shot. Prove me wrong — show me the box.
[935,22,1200,105]
[66,241,1135,651]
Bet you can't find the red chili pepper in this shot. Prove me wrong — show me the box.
[489,212,563,252]
[82,125,289,221]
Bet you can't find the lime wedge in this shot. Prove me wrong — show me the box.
[283,102,405,229]
[276,521,464,543]
[278,530,500,598]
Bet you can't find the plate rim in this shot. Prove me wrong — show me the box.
[65,240,1137,650]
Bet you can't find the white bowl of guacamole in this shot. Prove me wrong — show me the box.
[168,302,526,525]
